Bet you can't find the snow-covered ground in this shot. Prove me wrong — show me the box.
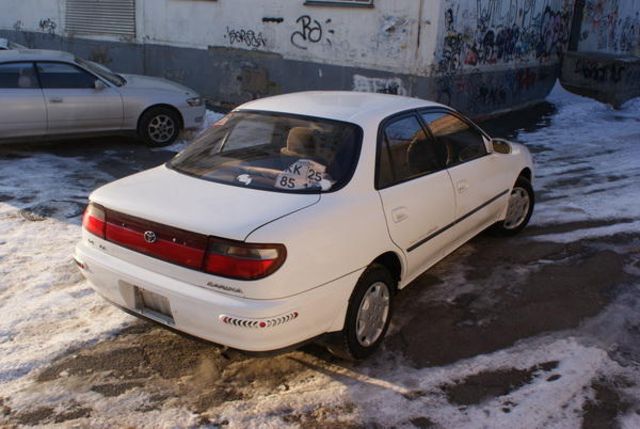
[0,88,639,428]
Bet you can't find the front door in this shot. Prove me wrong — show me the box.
[421,111,510,238]
[376,113,456,281]
[0,62,47,139]
[36,61,123,135]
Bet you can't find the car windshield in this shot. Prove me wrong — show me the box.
[75,57,125,87]
[168,111,362,193]
[7,41,25,49]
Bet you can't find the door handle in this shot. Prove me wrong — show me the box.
[391,207,409,223]
[456,180,470,193]
[49,97,63,103]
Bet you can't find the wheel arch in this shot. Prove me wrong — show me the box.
[371,251,403,292]
[137,104,184,132]
[518,167,532,183]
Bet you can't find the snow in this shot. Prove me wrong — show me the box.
[1,93,640,428]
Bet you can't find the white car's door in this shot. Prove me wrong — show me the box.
[377,113,456,281]
[36,62,123,134]
[0,62,47,139]
[421,111,510,239]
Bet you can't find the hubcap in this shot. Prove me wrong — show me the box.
[355,282,390,347]
[148,114,176,143]
[503,187,530,230]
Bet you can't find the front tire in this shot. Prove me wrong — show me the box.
[138,107,181,147]
[327,264,395,360]
[492,176,534,236]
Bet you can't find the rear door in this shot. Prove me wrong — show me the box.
[36,61,123,134]
[421,110,510,238]
[376,113,456,280]
[0,62,47,139]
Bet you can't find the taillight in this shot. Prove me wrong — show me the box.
[204,238,286,280]
[82,203,106,238]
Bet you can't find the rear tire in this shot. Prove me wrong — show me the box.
[491,176,534,236]
[138,107,181,147]
[326,264,395,360]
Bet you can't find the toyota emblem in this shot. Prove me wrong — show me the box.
[143,231,157,244]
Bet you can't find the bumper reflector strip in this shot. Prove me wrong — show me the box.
[219,311,299,329]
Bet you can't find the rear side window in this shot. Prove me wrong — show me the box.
[0,62,37,89]
[421,112,487,166]
[377,115,444,188]
[36,62,96,89]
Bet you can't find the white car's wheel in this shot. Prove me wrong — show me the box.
[139,107,181,147]
[492,177,534,236]
[327,264,395,360]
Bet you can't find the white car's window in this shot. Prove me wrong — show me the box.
[36,62,96,89]
[169,111,362,193]
[377,115,445,188]
[0,62,37,89]
[421,112,487,165]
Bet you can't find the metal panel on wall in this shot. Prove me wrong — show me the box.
[66,0,136,37]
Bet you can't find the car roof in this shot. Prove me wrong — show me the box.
[236,91,448,124]
[0,49,75,63]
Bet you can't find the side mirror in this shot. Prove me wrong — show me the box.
[491,138,513,154]
[94,80,107,91]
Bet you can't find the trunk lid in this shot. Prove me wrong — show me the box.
[90,165,320,241]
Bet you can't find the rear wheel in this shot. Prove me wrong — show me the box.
[327,264,395,360]
[492,177,534,236]
[139,107,181,147]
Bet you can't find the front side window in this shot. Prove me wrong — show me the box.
[421,112,487,166]
[0,62,37,89]
[75,57,124,87]
[36,62,97,89]
[377,115,444,188]
[169,112,362,193]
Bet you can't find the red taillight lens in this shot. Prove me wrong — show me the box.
[82,203,106,238]
[204,238,286,280]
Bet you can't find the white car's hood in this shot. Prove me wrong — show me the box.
[121,74,196,96]
[90,165,320,241]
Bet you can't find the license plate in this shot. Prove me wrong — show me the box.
[134,287,175,326]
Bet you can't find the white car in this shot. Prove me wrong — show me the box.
[75,92,534,359]
[0,38,25,50]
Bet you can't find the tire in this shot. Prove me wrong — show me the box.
[326,264,395,360]
[138,107,181,147]
[492,176,535,236]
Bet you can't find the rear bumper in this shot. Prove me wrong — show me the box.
[74,241,358,352]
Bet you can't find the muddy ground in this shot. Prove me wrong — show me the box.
[1,94,640,428]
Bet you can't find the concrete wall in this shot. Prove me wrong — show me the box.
[578,0,640,56]
[0,0,577,116]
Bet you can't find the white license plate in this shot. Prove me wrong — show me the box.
[134,287,174,326]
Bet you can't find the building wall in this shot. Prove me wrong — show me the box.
[0,0,578,115]
[580,0,640,56]
[578,0,640,56]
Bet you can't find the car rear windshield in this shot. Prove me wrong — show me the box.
[168,111,362,193]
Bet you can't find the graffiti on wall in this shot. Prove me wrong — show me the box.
[437,0,572,74]
[291,16,334,49]
[224,27,267,49]
[38,18,57,35]
[353,75,408,96]
[574,57,627,83]
[582,0,640,54]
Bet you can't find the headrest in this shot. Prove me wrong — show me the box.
[282,127,316,158]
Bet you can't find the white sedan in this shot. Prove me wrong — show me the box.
[75,92,534,359]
